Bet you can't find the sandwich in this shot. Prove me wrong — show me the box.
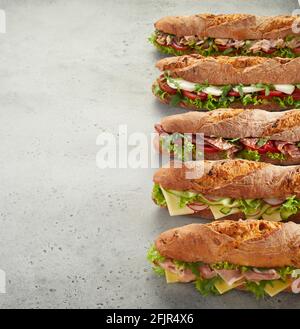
[150,14,300,58]
[153,54,300,111]
[155,108,300,165]
[147,220,300,297]
[152,159,300,221]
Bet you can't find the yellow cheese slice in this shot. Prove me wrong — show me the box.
[209,205,240,220]
[214,279,244,294]
[165,270,180,283]
[161,187,194,216]
[264,280,291,297]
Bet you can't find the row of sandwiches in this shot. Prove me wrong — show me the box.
[147,13,300,298]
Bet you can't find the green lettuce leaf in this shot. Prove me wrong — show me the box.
[152,184,166,207]
[147,245,166,276]
[266,152,286,161]
[195,277,220,296]
[237,149,261,161]
[238,199,263,215]
[280,196,300,220]
[245,281,271,299]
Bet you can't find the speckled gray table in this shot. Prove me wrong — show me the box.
[0,0,299,309]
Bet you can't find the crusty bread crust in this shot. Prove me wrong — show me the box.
[153,159,300,199]
[159,109,300,142]
[155,14,299,39]
[155,220,300,267]
[156,55,300,84]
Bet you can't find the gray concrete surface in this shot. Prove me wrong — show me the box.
[0,0,299,309]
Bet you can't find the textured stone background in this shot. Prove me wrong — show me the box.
[0,0,299,308]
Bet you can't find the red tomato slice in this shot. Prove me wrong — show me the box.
[293,47,300,54]
[217,45,229,52]
[182,90,208,100]
[292,95,300,101]
[259,90,285,97]
[158,80,177,95]
[293,88,300,95]
[263,48,276,54]
[246,141,278,154]
[259,90,285,100]
[204,145,220,153]
[171,41,189,51]
[228,91,240,97]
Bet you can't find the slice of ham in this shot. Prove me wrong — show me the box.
[250,39,273,53]
[244,269,280,282]
[199,265,217,279]
[159,260,196,283]
[204,137,237,151]
[215,38,229,46]
[291,278,300,293]
[274,141,300,158]
[240,138,260,148]
[159,260,176,272]
[228,40,245,49]
[214,269,244,286]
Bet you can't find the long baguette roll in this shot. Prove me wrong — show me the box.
[155,220,300,268]
[156,55,300,85]
[159,109,300,141]
[155,14,299,40]
[153,159,300,199]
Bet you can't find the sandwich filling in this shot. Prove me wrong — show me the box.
[147,245,300,298]
[152,184,300,221]
[155,126,300,162]
[154,74,300,110]
[150,31,300,58]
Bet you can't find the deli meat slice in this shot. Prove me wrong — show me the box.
[244,269,280,281]
[240,138,260,148]
[159,260,196,282]
[275,141,300,158]
[204,137,236,150]
[199,265,217,279]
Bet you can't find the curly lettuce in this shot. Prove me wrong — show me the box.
[152,184,166,207]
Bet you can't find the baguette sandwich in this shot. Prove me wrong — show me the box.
[153,54,300,111]
[148,220,300,297]
[155,108,300,165]
[150,14,300,58]
[152,159,300,222]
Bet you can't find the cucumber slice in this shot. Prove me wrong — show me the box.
[168,189,198,198]
[220,207,232,215]
[264,206,281,216]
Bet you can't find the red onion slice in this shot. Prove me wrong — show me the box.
[263,198,285,206]
[292,278,300,294]
[187,203,209,212]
